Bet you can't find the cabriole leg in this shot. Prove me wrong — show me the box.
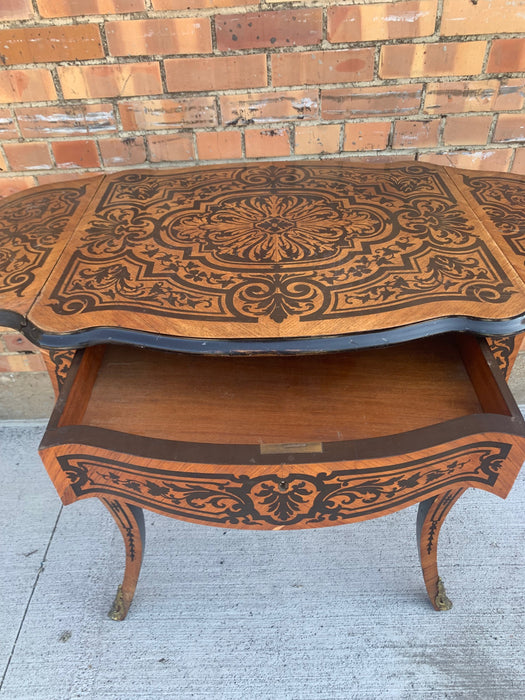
[100,497,145,621]
[417,488,467,611]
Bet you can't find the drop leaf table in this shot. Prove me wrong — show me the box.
[2,161,525,620]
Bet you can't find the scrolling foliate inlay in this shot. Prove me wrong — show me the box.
[487,336,516,379]
[58,442,509,529]
[460,173,525,264]
[46,164,516,327]
[47,349,76,392]
[0,185,88,298]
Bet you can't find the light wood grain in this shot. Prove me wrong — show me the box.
[80,336,483,445]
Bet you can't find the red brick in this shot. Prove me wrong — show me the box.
[0,354,31,372]
[0,0,33,20]
[511,148,525,174]
[106,18,212,57]
[58,63,162,99]
[0,25,103,66]
[4,142,53,171]
[0,351,45,372]
[38,172,100,186]
[148,134,194,162]
[0,151,6,172]
[272,49,374,87]
[343,122,390,152]
[493,115,525,144]
[495,79,525,111]
[3,333,38,353]
[196,131,242,160]
[341,153,414,168]
[295,124,341,155]
[119,98,217,131]
[424,80,500,114]
[392,119,439,148]
[379,41,486,79]
[245,128,291,158]
[153,0,255,7]
[99,137,146,167]
[165,55,266,93]
[0,176,36,197]
[328,1,437,43]
[322,85,422,120]
[0,69,56,104]
[216,9,322,51]
[25,353,47,371]
[443,115,492,146]
[419,149,513,172]
[52,140,101,169]
[0,110,18,140]
[487,38,525,73]
[36,0,145,17]
[221,90,318,125]
[441,0,525,36]
[340,154,416,167]
[16,104,116,139]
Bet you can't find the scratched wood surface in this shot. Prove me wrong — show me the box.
[0,161,520,344]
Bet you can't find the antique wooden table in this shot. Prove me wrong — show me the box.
[2,161,525,619]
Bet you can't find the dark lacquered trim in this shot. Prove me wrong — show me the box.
[40,411,525,467]
[23,313,525,355]
[0,310,25,332]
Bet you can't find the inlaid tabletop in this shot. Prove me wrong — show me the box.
[2,161,525,353]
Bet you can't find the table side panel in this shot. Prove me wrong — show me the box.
[41,348,78,397]
[487,334,523,380]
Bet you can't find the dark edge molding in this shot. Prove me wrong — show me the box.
[0,310,25,332]
[39,412,525,467]
[23,313,525,356]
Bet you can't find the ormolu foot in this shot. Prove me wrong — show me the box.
[434,577,453,611]
[108,585,128,621]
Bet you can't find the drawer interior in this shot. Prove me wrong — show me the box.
[55,334,514,446]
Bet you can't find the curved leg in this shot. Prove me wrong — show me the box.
[100,498,145,621]
[417,487,467,611]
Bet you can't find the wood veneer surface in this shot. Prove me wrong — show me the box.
[80,336,483,445]
[23,162,525,343]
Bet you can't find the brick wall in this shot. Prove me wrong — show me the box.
[1,0,525,374]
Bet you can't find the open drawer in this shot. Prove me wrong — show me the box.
[38,333,525,617]
[40,332,525,526]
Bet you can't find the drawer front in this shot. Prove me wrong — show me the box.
[40,435,524,530]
